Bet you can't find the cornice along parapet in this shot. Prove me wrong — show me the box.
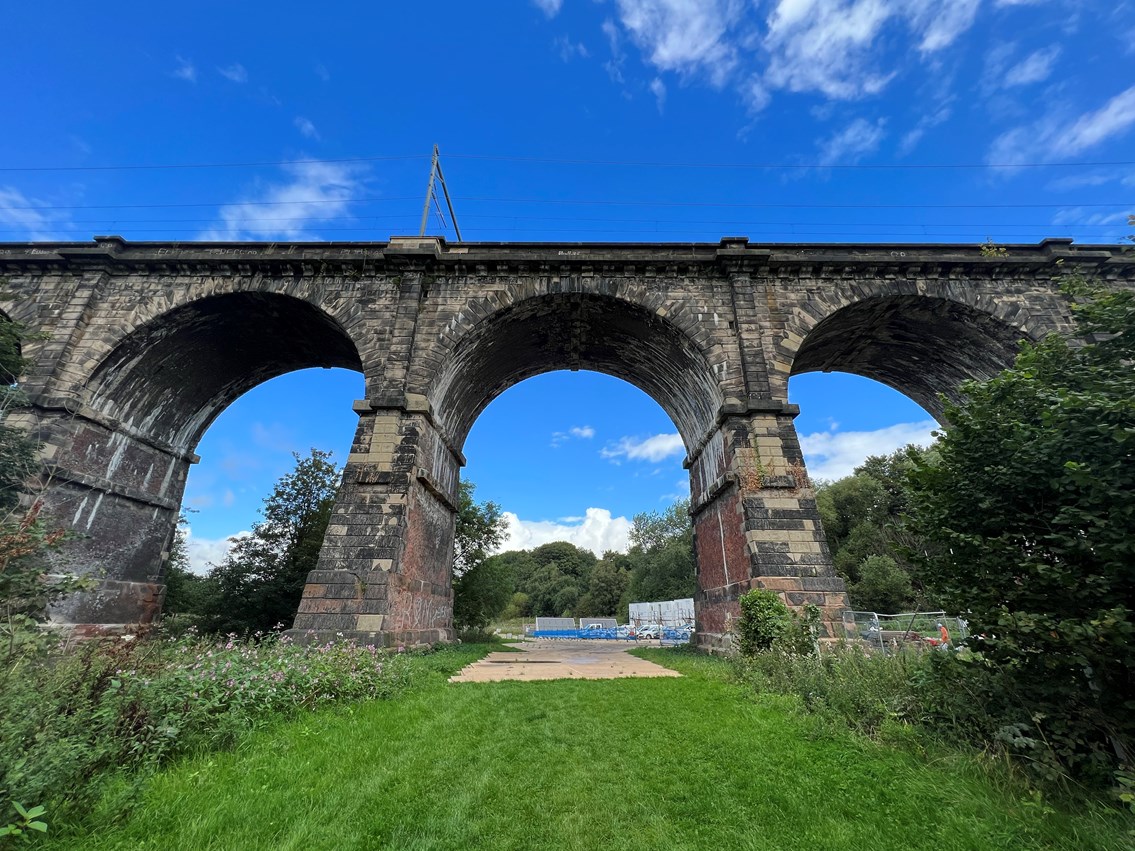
[0,235,1131,282]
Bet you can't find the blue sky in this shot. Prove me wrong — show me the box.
[3,1,1132,570]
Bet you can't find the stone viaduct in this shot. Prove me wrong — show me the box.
[3,236,1132,648]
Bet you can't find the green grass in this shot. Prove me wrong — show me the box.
[43,645,1133,851]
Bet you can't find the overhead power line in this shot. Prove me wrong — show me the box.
[2,152,1135,174]
[2,196,1130,213]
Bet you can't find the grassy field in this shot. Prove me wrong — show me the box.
[42,645,1133,851]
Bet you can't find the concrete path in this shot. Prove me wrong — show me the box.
[448,639,682,683]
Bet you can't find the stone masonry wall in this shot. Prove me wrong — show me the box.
[1,236,1130,645]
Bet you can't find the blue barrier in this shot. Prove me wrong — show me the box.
[529,627,693,642]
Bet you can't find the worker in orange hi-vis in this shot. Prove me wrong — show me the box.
[938,622,950,644]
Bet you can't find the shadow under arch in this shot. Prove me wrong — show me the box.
[790,294,1032,422]
[40,292,365,631]
[427,292,724,453]
[85,291,363,454]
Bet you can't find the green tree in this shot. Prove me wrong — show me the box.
[159,514,212,625]
[453,480,505,578]
[0,307,86,662]
[849,555,913,614]
[197,449,341,635]
[0,311,38,515]
[908,278,1135,784]
[626,500,696,606]
[577,556,631,618]
[815,448,937,612]
[451,480,509,632]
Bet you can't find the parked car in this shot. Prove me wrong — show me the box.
[637,624,661,640]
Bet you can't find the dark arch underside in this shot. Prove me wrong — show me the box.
[86,292,362,452]
[429,293,723,451]
[791,295,1029,421]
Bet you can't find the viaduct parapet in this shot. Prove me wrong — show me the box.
[3,236,1131,647]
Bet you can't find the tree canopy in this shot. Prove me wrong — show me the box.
[907,278,1135,782]
[165,449,341,635]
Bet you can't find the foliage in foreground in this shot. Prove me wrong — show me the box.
[0,631,413,834]
[46,646,1135,851]
[735,588,822,657]
[906,279,1135,788]
[163,450,340,635]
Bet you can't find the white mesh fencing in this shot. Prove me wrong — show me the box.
[628,598,694,627]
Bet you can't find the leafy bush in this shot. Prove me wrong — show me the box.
[907,280,1135,788]
[735,589,792,656]
[735,643,927,737]
[0,630,413,829]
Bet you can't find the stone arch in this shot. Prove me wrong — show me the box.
[70,278,371,410]
[41,291,367,632]
[783,284,1048,420]
[84,291,364,454]
[426,291,726,452]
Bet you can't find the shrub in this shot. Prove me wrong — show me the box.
[0,630,414,828]
[735,589,792,656]
[735,590,822,657]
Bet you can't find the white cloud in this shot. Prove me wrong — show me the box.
[899,103,951,154]
[614,0,743,85]
[595,0,982,109]
[551,425,597,447]
[294,116,320,140]
[1002,44,1061,87]
[554,35,590,61]
[497,508,633,556]
[601,432,685,463]
[218,63,248,83]
[173,56,196,83]
[184,528,249,575]
[532,0,563,17]
[817,117,887,165]
[0,186,69,239]
[800,420,938,481]
[650,77,667,111]
[989,85,1135,165]
[198,160,365,241]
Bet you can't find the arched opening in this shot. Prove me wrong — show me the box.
[458,370,693,628]
[428,292,723,452]
[45,292,365,630]
[86,292,363,453]
[786,294,1033,617]
[789,295,1029,421]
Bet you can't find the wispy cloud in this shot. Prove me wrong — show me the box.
[614,0,742,86]
[554,35,590,61]
[172,56,197,83]
[498,507,633,556]
[989,84,1135,165]
[899,103,952,155]
[592,0,982,113]
[817,117,887,165]
[294,116,320,140]
[532,0,563,17]
[1003,44,1061,87]
[314,63,330,82]
[551,425,597,447]
[0,186,69,240]
[601,432,684,463]
[198,160,366,241]
[800,420,937,481]
[650,77,667,112]
[217,63,248,83]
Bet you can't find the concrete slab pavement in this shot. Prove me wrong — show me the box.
[448,639,682,683]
